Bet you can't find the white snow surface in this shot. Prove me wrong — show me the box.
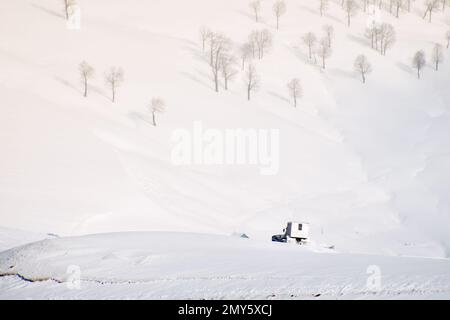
[1,0,449,256]
[0,227,52,252]
[1,0,450,299]
[0,232,449,299]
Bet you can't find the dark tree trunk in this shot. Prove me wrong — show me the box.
[214,74,219,92]
[64,0,69,20]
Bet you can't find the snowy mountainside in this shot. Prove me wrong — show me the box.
[0,0,450,257]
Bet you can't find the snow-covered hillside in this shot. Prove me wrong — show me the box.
[1,232,450,299]
[1,0,450,259]
[0,227,51,252]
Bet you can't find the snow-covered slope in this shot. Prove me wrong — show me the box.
[1,232,449,299]
[0,227,51,252]
[1,0,450,257]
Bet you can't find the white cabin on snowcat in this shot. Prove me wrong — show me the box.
[284,222,310,243]
[272,221,310,244]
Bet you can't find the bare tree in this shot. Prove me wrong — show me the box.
[431,43,444,70]
[423,0,440,22]
[446,30,450,48]
[365,23,379,50]
[149,98,166,126]
[365,22,396,55]
[244,64,260,101]
[63,0,69,19]
[379,23,396,55]
[319,0,329,16]
[354,55,372,83]
[104,67,124,102]
[209,32,232,92]
[240,43,253,70]
[255,29,273,59]
[318,38,332,69]
[273,1,287,30]
[63,0,76,20]
[392,0,405,18]
[249,30,273,60]
[221,54,238,90]
[302,32,317,60]
[79,61,94,97]
[287,78,302,107]
[323,24,334,48]
[249,0,262,22]
[405,0,414,12]
[200,26,211,52]
[248,31,259,59]
[207,32,223,66]
[412,50,426,79]
[344,0,359,27]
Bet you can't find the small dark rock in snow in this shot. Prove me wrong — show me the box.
[47,233,60,238]
[231,233,249,239]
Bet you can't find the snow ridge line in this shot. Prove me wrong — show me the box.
[1,273,449,299]
[0,272,63,284]
[0,273,265,285]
